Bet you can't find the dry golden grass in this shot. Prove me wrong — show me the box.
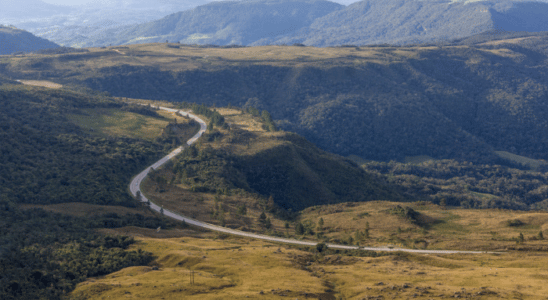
[5,43,470,79]
[301,201,548,252]
[18,80,63,88]
[68,108,171,141]
[69,227,548,300]
[70,235,328,300]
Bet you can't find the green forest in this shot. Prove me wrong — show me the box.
[361,159,548,211]
[0,85,184,299]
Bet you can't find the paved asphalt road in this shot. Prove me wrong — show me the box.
[129,106,497,255]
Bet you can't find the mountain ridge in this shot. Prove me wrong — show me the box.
[0,26,60,55]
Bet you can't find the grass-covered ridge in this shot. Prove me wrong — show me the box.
[3,38,548,166]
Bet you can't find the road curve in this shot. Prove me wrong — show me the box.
[129,106,497,255]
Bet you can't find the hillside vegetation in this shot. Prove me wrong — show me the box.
[4,39,548,165]
[0,84,197,299]
[138,103,403,235]
[0,25,59,55]
[111,0,343,46]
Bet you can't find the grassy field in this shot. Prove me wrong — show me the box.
[17,79,63,88]
[68,225,548,300]
[300,201,548,252]
[68,108,170,141]
[68,106,198,141]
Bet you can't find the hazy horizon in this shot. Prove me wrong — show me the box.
[40,0,362,7]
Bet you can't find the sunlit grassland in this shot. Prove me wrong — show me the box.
[300,201,548,251]
[70,234,327,300]
[17,79,63,89]
[67,108,171,141]
[69,226,548,300]
[4,42,498,80]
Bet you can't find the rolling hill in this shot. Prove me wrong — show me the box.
[0,26,59,55]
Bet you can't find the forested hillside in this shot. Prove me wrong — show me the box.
[0,86,167,206]
[87,0,548,47]
[277,0,548,46]
[0,85,184,299]
[4,39,548,165]
[107,0,342,46]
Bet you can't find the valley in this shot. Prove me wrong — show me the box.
[3,2,548,297]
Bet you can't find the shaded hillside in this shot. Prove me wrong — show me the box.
[0,26,59,55]
[103,0,343,45]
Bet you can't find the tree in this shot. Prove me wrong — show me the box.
[317,218,324,231]
[316,242,327,253]
[265,218,272,229]
[517,232,525,244]
[538,231,544,240]
[237,204,247,216]
[440,198,447,208]
[295,222,304,235]
[258,211,266,224]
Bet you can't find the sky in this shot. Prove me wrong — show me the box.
[41,0,360,6]
[41,0,96,5]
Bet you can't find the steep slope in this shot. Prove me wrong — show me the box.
[277,0,548,46]
[0,26,59,55]
[107,0,343,45]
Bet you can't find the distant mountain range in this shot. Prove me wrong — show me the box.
[0,0,72,20]
[92,0,548,47]
[4,0,548,48]
[0,26,59,55]
[114,0,343,46]
[0,0,211,48]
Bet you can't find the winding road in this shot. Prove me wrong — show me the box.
[130,106,497,255]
